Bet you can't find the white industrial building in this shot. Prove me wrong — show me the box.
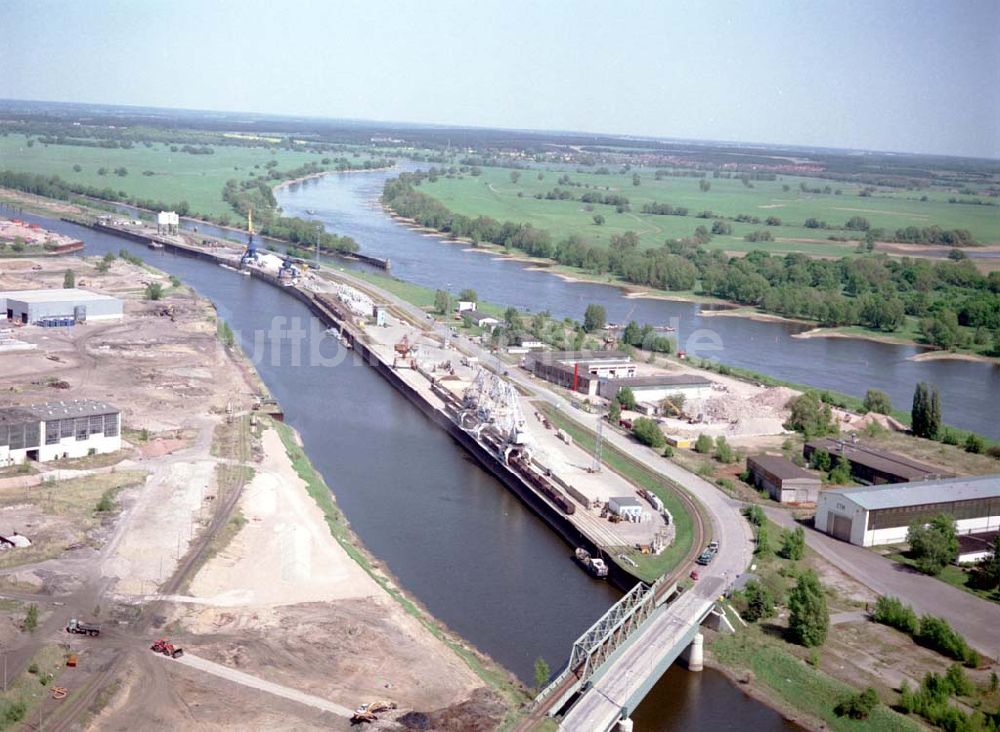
[0,288,123,325]
[0,400,121,465]
[815,474,1000,547]
[597,374,714,404]
[525,351,636,396]
[156,210,179,234]
[609,496,644,522]
[468,312,500,329]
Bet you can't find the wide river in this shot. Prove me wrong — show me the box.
[274,166,1000,439]
[19,211,797,729]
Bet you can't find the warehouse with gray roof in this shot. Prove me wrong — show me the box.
[804,438,952,485]
[0,288,123,326]
[815,474,1000,546]
[747,454,822,504]
[0,400,121,465]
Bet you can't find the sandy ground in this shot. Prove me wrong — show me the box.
[172,425,489,722]
[624,360,797,440]
[103,453,217,596]
[0,255,247,434]
[188,429,378,606]
[909,349,998,364]
[0,254,506,731]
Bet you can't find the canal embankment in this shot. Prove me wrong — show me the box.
[61,210,689,589]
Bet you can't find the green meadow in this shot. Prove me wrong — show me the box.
[0,134,375,219]
[415,166,1000,253]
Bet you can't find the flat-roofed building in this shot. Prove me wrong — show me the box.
[524,351,635,396]
[609,496,643,522]
[815,474,1000,546]
[747,454,822,504]
[804,438,951,485]
[597,374,713,404]
[0,400,121,465]
[0,288,123,325]
[468,312,500,329]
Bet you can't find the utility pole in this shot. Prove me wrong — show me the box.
[592,417,603,473]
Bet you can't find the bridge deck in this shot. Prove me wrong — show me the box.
[560,575,724,731]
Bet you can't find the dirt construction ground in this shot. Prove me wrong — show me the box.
[0,255,508,730]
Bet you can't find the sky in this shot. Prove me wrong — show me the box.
[0,0,997,158]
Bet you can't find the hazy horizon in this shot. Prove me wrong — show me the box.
[5,95,998,163]
[1,0,997,158]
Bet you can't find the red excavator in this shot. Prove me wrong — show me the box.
[150,638,184,658]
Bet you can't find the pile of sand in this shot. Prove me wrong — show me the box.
[188,428,378,607]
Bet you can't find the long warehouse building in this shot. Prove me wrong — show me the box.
[815,474,1000,547]
[0,288,123,325]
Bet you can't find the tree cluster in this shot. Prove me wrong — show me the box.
[632,417,666,448]
[874,596,979,666]
[382,173,998,338]
[787,569,829,647]
[784,392,837,438]
[906,514,958,575]
[911,382,942,439]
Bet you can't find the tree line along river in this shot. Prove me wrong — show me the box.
[17,211,797,729]
[274,164,1000,440]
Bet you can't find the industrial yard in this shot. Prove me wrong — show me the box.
[0,215,83,255]
[519,346,799,445]
[0,255,508,730]
[316,278,677,566]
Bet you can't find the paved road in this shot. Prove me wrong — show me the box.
[162,652,354,718]
[767,507,1000,658]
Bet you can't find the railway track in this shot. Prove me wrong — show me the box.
[45,417,253,729]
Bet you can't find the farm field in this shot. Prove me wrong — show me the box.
[0,133,378,219]
[414,165,1000,253]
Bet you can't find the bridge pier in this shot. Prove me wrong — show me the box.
[615,717,634,732]
[681,632,704,672]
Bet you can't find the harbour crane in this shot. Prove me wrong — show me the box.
[239,209,258,266]
[460,368,530,462]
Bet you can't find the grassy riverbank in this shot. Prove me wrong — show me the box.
[710,629,923,732]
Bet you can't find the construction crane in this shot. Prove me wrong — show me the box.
[239,209,258,266]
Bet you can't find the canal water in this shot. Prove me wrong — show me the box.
[272,168,1000,439]
[10,212,797,729]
